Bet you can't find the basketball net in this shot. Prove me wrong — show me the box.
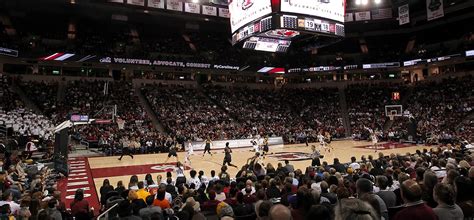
[389,115,394,121]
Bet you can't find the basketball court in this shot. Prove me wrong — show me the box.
[86,140,433,197]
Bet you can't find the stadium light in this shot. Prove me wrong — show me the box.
[355,0,362,5]
[361,0,368,5]
[192,0,199,3]
[374,0,381,4]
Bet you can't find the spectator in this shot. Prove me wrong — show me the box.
[0,190,20,216]
[70,189,91,220]
[335,198,378,220]
[393,180,437,220]
[136,181,150,202]
[375,175,396,208]
[433,183,464,220]
[139,195,163,220]
[269,204,292,220]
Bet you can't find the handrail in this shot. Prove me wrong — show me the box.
[79,140,90,149]
[96,203,119,220]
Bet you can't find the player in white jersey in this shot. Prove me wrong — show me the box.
[317,133,328,152]
[251,138,259,152]
[185,140,194,166]
[365,126,379,152]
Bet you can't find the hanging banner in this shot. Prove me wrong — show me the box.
[148,0,164,9]
[344,13,354,22]
[355,11,371,21]
[126,0,144,6]
[218,8,230,18]
[398,4,409,25]
[202,5,217,16]
[185,2,200,14]
[426,0,444,21]
[371,8,392,20]
[166,0,183,11]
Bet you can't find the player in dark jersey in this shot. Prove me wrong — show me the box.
[202,137,213,157]
[165,143,178,162]
[118,140,134,160]
[262,137,269,154]
[223,142,238,168]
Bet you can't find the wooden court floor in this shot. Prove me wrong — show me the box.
[87,140,433,197]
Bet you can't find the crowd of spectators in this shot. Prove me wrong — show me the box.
[346,84,407,140]
[204,85,307,142]
[0,75,24,113]
[283,88,345,139]
[143,85,240,141]
[391,76,473,143]
[92,142,473,220]
[18,80,59,117]
[0,75,55,150]
[0,147,63,219]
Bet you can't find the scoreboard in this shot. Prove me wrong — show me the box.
[229,0,345,52]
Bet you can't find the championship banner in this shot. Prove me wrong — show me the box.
[190,137,284,151]
[398,4,409,25]
[355,11,371,21]
[166,0,183,11]
[371,8,392,20]
[218,8,230,18]
[126,0,144,6]
[426,0,444,21]
[344,13,354,22]
[148,0,164,9]
[202,5,217,16]
[185,2,200,14]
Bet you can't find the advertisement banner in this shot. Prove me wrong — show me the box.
[355,11,371,21]
[398,4,409,25]
[426,0,444,21]
[126,0,144,6]
[185,2,200,14]
[344,13,354,22]
[190,137,284,151]
[166,0,183,11]
[0,47,19,57]
[228,0,272,33]
[218,8,230,18]
[98,57,240,70]
[202,5,217,16]
[280,0,345,23]
[148,0,164,9]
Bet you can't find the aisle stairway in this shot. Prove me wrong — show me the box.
[11,81,42,114]
[135,86,166,134]
[338,87,352,137]
[56,80,66,103]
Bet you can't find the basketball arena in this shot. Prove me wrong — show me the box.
[0,0,473,220]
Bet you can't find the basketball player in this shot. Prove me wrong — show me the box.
[165,143,179,163]
[251,138,259,152]
[118,139,134,160]
[184,140,194,166]
[262,136,269,158]
[202,137,213,157]
[223,142,238,168]
[365,126,379,152]
[317,132,328,152]
[324,131,334,151]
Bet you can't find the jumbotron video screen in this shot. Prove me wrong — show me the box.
[229,0,346,52]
